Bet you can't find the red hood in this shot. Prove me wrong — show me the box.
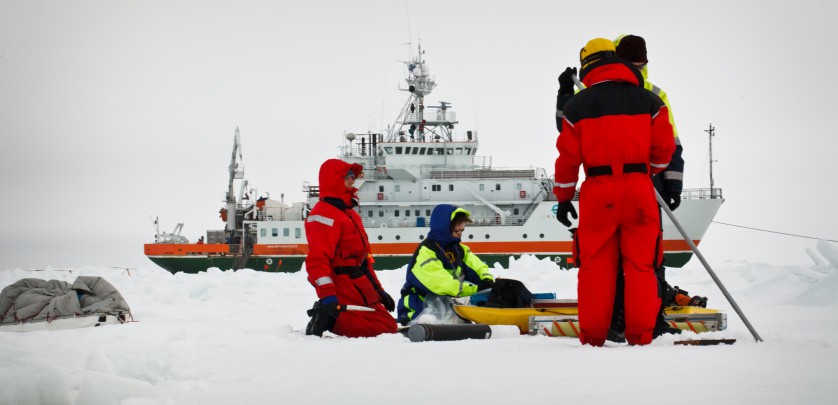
[318,159,363,206]
[581,60,643,88]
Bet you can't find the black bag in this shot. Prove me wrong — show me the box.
[481,278,534,308]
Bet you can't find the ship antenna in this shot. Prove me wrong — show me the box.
[404,0,412,60]
[704,123,717,197]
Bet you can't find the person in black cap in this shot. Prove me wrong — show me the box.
[615,34,684,214]
[607,34,708,342]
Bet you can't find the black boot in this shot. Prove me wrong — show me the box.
[653,310,681,338]
[608,269,626,343]
[607,328,626,343]
[607,302,627,343]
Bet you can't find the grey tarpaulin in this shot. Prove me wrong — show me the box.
[0,276,131,326]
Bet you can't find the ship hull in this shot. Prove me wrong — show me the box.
[145,254,305,274]
[145,251,697,275]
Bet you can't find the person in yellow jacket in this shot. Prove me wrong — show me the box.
[396,204,495,325]
[614,34,684,211]
[608,34,690,341]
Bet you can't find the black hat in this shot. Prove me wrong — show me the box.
[616,35,648,64]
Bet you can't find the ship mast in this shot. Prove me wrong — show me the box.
[226,128,244,231]
[389,43,459,142]
[704,123,717,197]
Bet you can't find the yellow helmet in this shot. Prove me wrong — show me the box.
[579,38,617,69]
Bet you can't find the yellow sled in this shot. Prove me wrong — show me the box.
[453,305,726,336]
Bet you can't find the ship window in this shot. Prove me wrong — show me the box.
[447,148,454,155]
[479,184,485,191]
[295,228,302,238]
[379,185,384,192]
[405,147,411,154]
[415,210,421,216]
[419,235,424,240]
[378,235,383,240]
[485,234,490,239]
[395,185,401,192]
[260,228,266,237]
[513,208,520,215]
[426,209,431,216]
[539,233,545,238]
[516,183,522,190]
[419,147,427,154]
[412,147,419,155]
[465,148,471,155]
[396,235,401,240]
[495,184,501,191]
[448,184,454,191]
[368,210,373,217]
[455,147,463,155]
[395,147,403,154]
[283,228,290,237]
[523,234,528,239]
[468,234,474,239]
[432,184,441,191]
[435,148,444,155]
[384,147,393,154]
[394,210,399,217]
[379,210,384,217]
[272,228,278,237]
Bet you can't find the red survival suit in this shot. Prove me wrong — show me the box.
[304,159,397,337]
[554,60,675,346]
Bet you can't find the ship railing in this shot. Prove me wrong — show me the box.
[361,214,529,230]
[520,189,547,219]
[541,188,723,201]
[472,156,491,169]
[404,110,458,124]
[682,188,724,199]
[386,128,477,143]
[303,184,319,198]
[427,168,534,180]
[544,191,580,202]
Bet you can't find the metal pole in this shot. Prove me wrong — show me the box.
[572,75,585,90]
[656,190,763,342]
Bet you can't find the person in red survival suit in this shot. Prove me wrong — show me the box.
[304,159,398,338]
[553,38,675,346]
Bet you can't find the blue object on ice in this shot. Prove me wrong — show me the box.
[469,291,556,305]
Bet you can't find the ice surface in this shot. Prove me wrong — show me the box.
[2,248,838,404]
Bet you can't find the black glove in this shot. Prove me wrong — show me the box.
[689,296,708,308]
[556,200,578,227]
[378,290,395,312]
[305,296,340,337]
[665,191,681,211]
[558,67,577,95]
[477,278,495,292]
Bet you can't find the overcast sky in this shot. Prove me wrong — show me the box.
[1,0,836,270]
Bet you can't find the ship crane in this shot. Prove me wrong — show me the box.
[226,128,244,231]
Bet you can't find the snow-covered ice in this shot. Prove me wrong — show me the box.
[2,249,838,405]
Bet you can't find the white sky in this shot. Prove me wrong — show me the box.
[1,0,837,270]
